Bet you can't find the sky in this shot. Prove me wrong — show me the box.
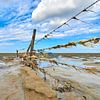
[0,0,100,53]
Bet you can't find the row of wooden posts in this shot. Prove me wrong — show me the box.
[16,29,36,57]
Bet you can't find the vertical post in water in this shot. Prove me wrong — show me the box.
[30,29,36,56]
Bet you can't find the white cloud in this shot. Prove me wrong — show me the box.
[32,0,75,22]
[0,24,33,42]
[48,24,100,39]
[31,0,100,40]
[32,0,96,23]
[0,42,13,46]
[0,0,19,8]
[0,0,37,43]
[0,0,100,46]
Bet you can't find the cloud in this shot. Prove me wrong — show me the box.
[31,0,100,40]
[0,42,13,46]
[32,0,96,23]
[0,0,100,52]
[0,0,19,8]
[32,0,75,22]
[48,25,100,39]
[0,0,40,41]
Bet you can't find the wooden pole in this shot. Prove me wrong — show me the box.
[30,29,36,56]
[27,41,31,54]
[16,50,18,57]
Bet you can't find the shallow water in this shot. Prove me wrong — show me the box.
[37,60,52,68]
[0,60,5,64]
[38,56,100,68]
[0,61,7,69]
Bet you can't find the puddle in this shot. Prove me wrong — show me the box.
[0,61,7,69]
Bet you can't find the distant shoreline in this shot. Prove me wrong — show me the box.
[0,53,100,57]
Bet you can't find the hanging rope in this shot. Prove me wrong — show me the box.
[36,37,100,51]
[35,0,100,44]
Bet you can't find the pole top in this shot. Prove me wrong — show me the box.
[33,29,36,33]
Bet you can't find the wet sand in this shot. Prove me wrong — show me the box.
[0,53,100,100]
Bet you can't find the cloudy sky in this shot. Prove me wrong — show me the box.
[0,0,100,53]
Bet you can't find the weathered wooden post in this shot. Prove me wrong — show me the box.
[26,29,36,55]
[16,50,19,57]
[27,43,31,55]
[30,29,36,56]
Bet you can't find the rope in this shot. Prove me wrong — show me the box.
[36,37,100,51]
[35,0,100,44]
